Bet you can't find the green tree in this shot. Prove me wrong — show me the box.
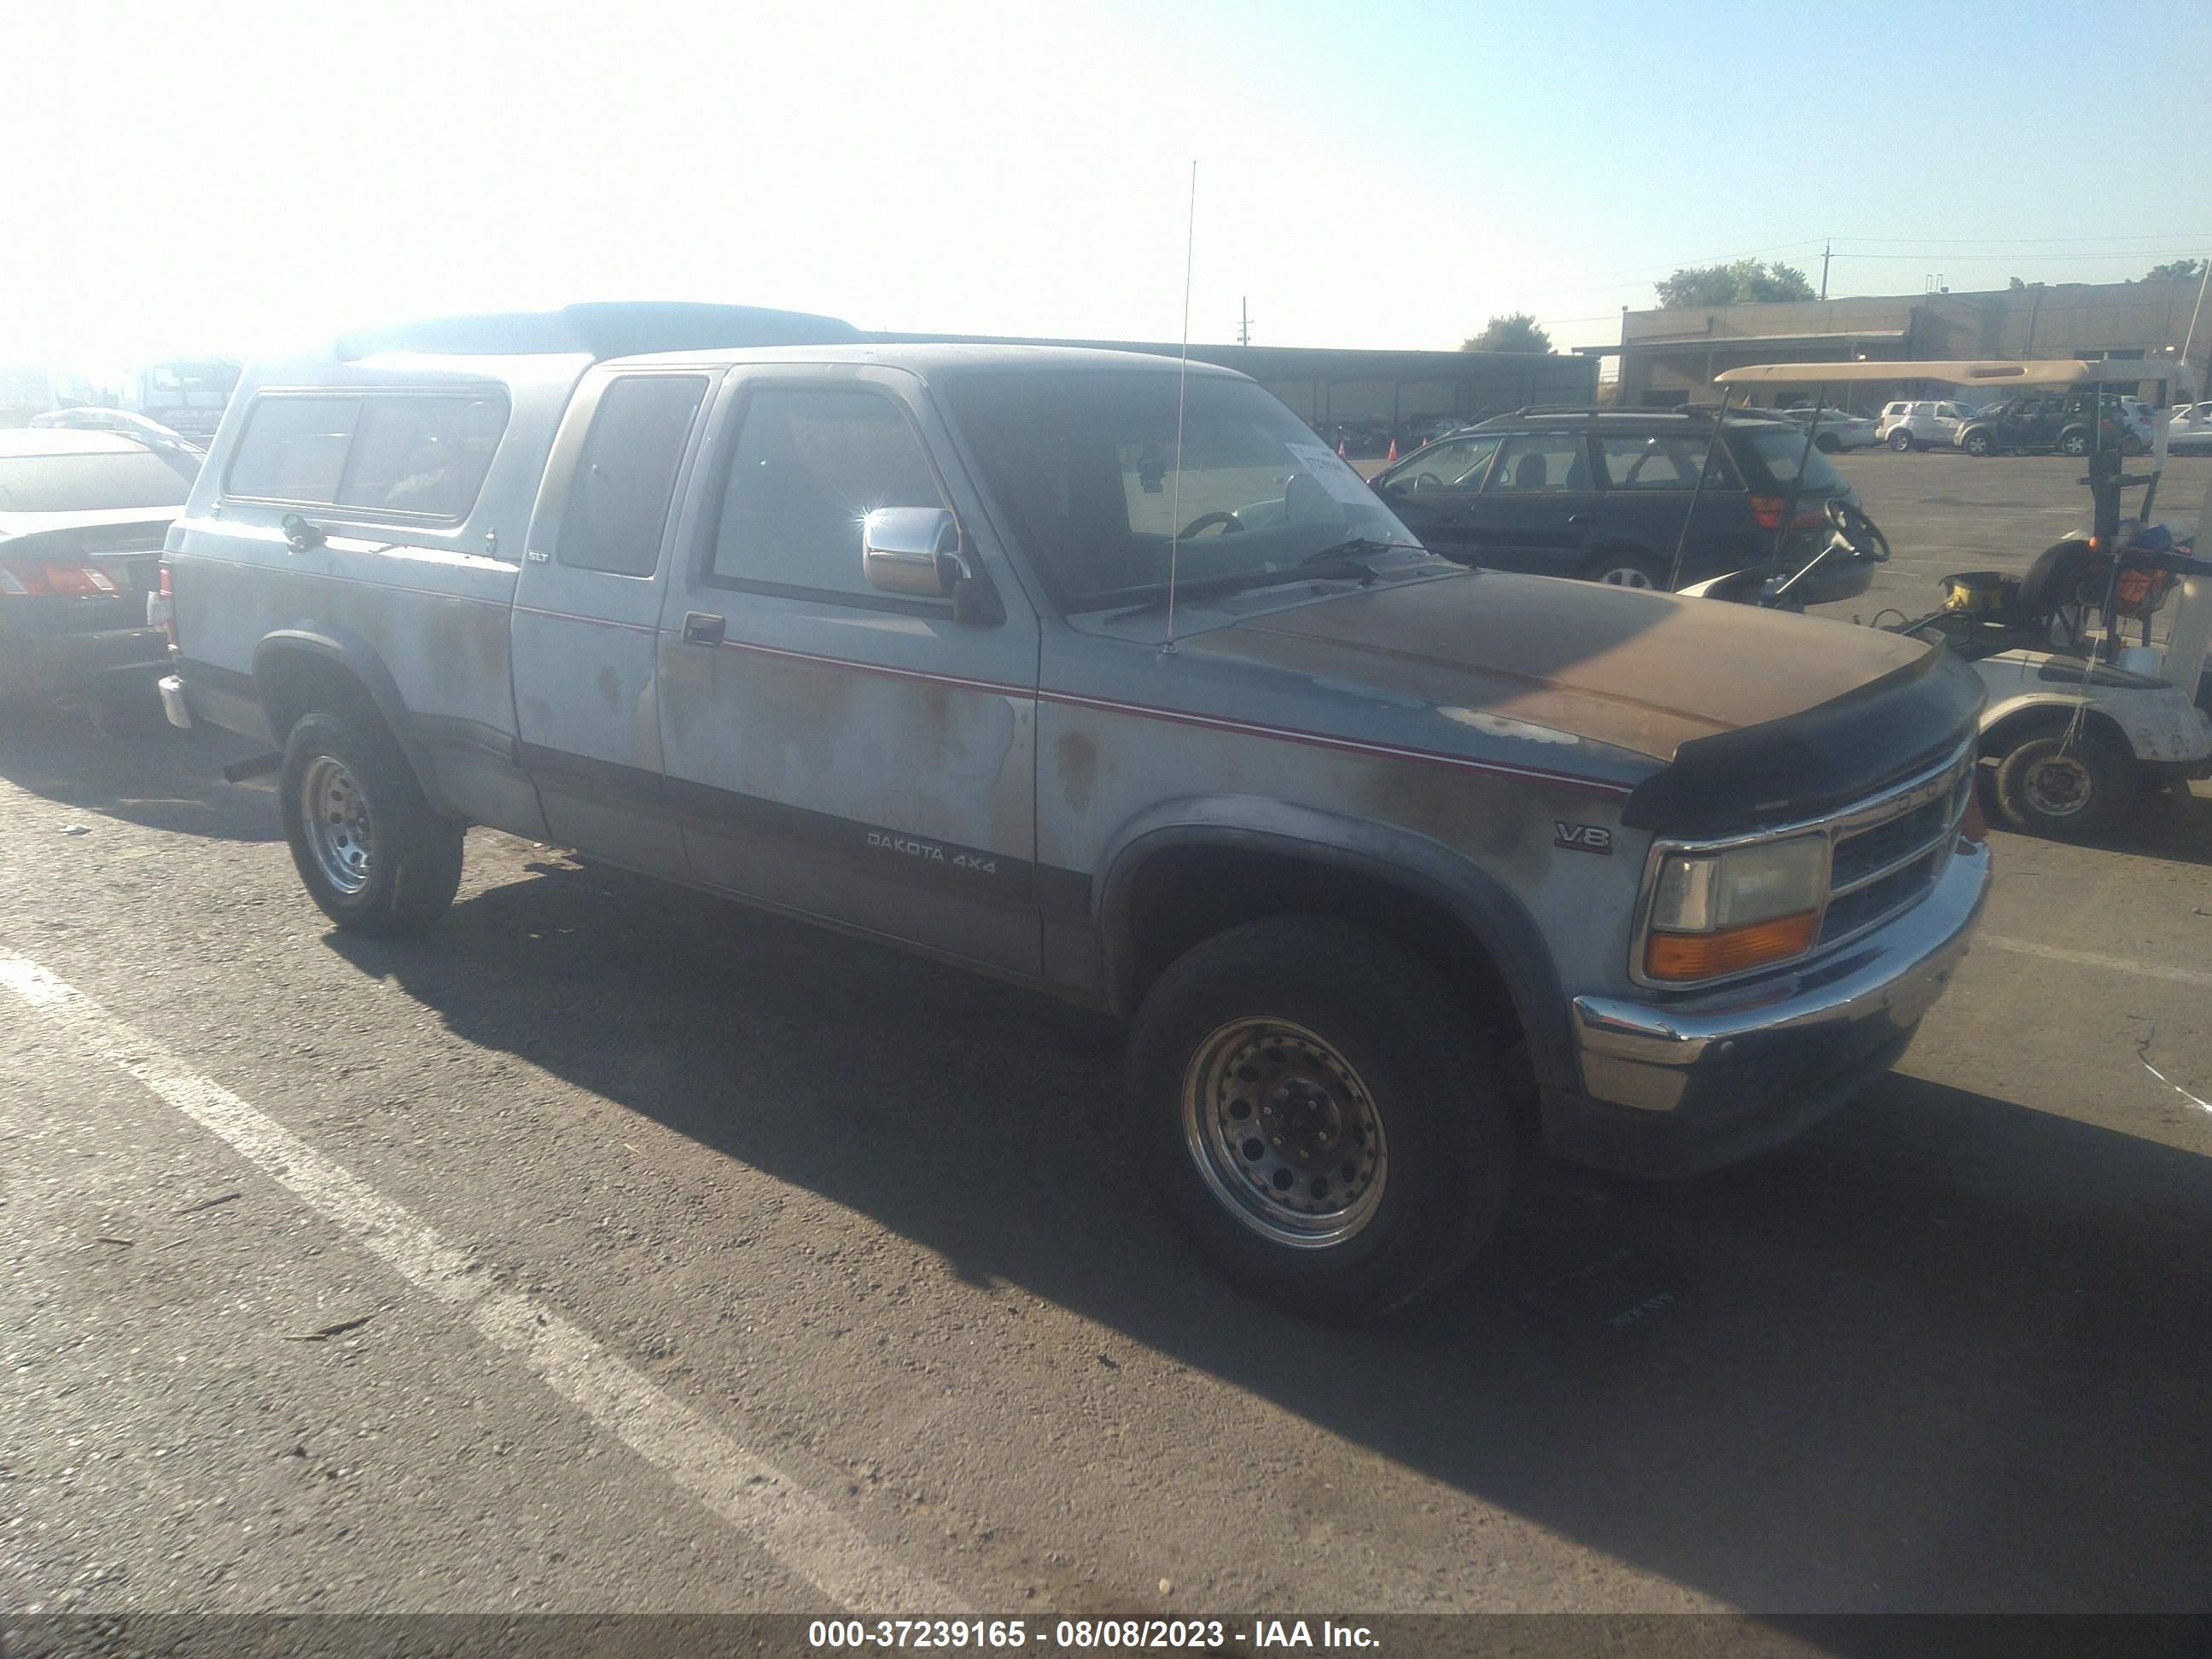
[2144,259,2204,282]
[1655,259,1817,308]
[1461,312,1554,353]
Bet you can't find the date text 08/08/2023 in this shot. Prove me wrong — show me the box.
[806,1619,1381,1650]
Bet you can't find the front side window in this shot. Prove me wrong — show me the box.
[555,375,708,577]
[710,389,947,598]
[1381,434,1499,493]
[337,394,507,517]
[226,396,362,504]
[1484,433,1589,493]
[942,370,1422,612]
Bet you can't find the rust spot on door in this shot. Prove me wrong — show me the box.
[1056,731,1098,813]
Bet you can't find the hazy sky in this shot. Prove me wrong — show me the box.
[8,0,2210,374]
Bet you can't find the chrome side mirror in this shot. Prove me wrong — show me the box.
[863,507,963,597]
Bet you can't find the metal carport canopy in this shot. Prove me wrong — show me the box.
[1714,358,2197,393]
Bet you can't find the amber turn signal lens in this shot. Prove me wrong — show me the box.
[1645,911,1819,981]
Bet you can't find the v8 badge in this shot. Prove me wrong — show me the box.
[1553,821,1614,854]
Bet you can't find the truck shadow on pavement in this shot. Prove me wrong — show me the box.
[0,702,278,844]
[326,853,2212,1620]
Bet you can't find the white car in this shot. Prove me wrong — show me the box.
[1877,399,1976,452]
[2167,402,2212,455]
[1771,405,1881,451]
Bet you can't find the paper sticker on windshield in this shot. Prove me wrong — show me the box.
[1285,442,1382,507]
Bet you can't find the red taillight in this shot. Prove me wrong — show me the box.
[0,562,122,598]
[1748,497,1828,533]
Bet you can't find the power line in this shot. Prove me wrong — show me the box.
[1831,230,2212,245]
[1833,248,2209,262]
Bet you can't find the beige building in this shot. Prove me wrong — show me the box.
[1580,278,2209,410]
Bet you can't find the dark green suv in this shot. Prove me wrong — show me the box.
[1368,408,1863,591]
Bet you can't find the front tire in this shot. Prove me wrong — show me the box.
[1963,429,1994,457]
[1990,728,2133,841]
[280,709,464,935]
[2058,430,2089,457]
[1125,917,1511,1324]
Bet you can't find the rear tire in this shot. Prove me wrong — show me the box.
[1124,917,1511,1324]
[1990,728,2133,841]
[1582,550,1668,591]
[2058,430,2089,457]
[1888,429,1913,452]
[280,709,464,935]
[1814,433,1842,454]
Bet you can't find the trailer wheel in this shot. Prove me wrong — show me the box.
[1991,727,2133,841]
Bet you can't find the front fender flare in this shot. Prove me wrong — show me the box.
[1092,795,1576,1094]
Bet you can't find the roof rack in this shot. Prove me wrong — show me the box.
[335,301,863,362]
[1472,403,1729,427]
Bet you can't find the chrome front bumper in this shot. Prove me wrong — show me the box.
[1545,835,1990,1178]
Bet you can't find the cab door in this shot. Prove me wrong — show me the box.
[654,365,1041,975]
[511,370,712,877]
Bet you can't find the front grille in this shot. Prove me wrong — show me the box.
[1816,753,1974,948]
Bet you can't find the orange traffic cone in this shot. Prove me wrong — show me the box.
[1383,438,1398,464]
[1336,436,1347,457]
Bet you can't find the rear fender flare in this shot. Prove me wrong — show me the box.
[252,626,456,816]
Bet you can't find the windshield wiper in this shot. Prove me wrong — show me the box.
[1294,537,1430,568]
[1099,540,1436,622]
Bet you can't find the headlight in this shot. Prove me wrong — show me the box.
[1644,834,1826,982]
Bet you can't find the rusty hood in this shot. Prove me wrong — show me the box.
[1189,568,1936,764]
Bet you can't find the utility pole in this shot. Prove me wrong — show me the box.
[1819,238,1831,301]
[1237,296,1251,347]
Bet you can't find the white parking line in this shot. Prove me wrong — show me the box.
[1978,935,2212,990]
[0,950,963,1615]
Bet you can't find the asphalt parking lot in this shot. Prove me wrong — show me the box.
[1817,445,2212,622]
[4,457,2211,1631]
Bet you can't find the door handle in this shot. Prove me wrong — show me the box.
[682,611,726,646]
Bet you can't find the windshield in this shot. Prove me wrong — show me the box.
[1730,423,1849,492]
[943,370,1422,610]
[0,447,191,512]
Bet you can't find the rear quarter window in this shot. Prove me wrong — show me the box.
[224,397,362,504]
[1729,424,1848,493]
[226,392,507,518]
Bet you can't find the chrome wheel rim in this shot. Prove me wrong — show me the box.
[1596,566,1655,589]
[1181,1017,1388,1249]
[2022,754,2093,818]
[301,754,375,894]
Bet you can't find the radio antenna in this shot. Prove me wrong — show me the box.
[1164,159,1197,655]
